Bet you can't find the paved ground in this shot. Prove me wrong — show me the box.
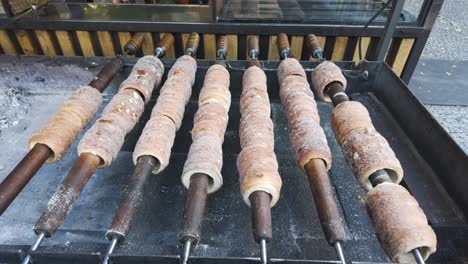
[420,0,468,61]
[425,105,468,151]
[408,0,468,154]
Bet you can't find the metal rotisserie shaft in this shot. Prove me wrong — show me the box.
[249,191,273,243]
[180,38,227,264]
[0,58,123,217]
[101,34,188,264]
[89,58,124,92]
[304,159,345,244]
[106,156,158,241]
[325,74,427,264]
[179,173,210,244]
[34,153,101,236]
[0,144,50,216]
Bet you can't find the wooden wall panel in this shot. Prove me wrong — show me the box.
[226,35,237,60]
[55,31,76,56]
[181,33,189,55]
[15,30,39,55]
[97,31,116,57]
[35,30,58,57]
[141,32,154,56]
[268,35,279,61]
[0,29,416,78]
[203,34,216,60]
[118,32,133,57]
[331,37,347,61]
[290,36,303,60]
[0,30,17,54]
[76,31,95,57]
[392,38,415,76]
[161,33,175,58]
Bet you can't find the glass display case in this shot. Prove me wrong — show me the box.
[219,0,422,24]
[0,0,444,82]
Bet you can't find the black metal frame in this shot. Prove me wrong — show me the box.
[0,0,445,83]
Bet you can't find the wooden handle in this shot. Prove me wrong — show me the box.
[160,33,175,52]
[247,35,259,59]
[277,33,290,59]
[186,32,200,56]
[306,34,323,59]
[155,33,175,57]
[88,57,123,92]
[123,33,146,55]
[216,35,228,60]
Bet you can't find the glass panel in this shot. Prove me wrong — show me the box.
[67,0,209,4]
[26,3,212,22]
[402,0,424,22]
[219,0,419,25]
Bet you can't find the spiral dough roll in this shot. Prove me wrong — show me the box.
[331,101,403,190]
[133,55,196,174]
[168,55,197,86]
[78,89,145,167]
[311,61,347,102]
[366,183,437,263]
[29,86,102,163]
[277,58,307,84]
[278,58,332,171]
[119,56,164,103]
[237,66,282,207]
[182,64,230,193]
[78,56,163,167]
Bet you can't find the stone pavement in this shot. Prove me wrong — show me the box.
[408,0,468,154]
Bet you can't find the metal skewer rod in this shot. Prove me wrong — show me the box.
[245,36,273,264]
[101,237,119,264]
[101,35,174,264]
[20,232,45,264]
[102,156,157,264]
[280,32,346,264]
[0,39,127,216]
[305,159,347,264]
[413,248,426,264]
[250,191,272,264]
[323,56,429,264]
[19,33,158,264]
[21,153,101,264]
[176,33,212,264]
[179,173,209,264]
[260,239,268,264]
[334,241,346,264]
[181,240,192,264]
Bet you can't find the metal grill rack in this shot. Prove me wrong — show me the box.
[0,56,466,264]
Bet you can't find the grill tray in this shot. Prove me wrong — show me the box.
[0,56,466,264]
